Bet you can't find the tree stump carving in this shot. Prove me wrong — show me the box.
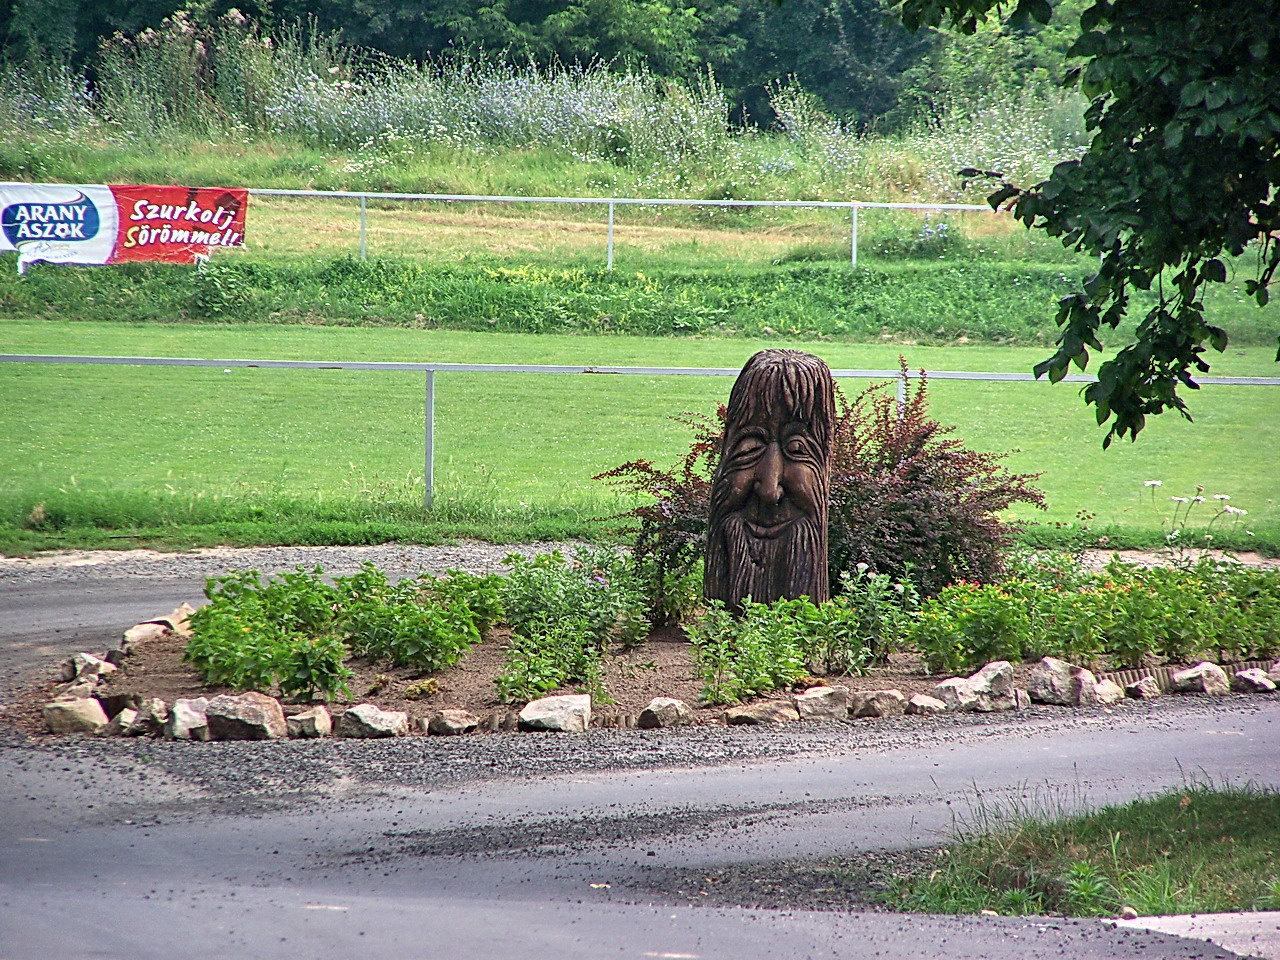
[705,349,835,610]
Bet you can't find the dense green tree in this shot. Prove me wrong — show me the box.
[0,0,271,66]
[272,0,726,75]
[894,0,1083,120]
[717,0,934,126]
[898,0,1280,444]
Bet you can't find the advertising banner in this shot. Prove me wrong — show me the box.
[0,183,248,273]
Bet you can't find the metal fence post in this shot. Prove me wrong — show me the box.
[851,204,859,268]
[607,200,615,270]
[359,196,368,260]
[424,369,435,510]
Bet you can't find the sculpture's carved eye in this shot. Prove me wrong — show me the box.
[782,426,819,463]
[728,431,767,465]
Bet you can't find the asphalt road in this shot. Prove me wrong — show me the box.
[2,546,1277,959]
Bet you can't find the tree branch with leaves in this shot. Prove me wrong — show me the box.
[898,0,1280,445]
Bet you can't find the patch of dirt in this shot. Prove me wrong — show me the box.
[1081,548,1280,571]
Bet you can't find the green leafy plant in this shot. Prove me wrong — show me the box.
[185,562,494,700]
[908,581,1032,674]
[688,597,842,705]
[494,549,649,702]
[907,555,1280,673]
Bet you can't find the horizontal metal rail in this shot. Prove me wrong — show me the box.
[249,187,993,213]
[4,355,1277,386]
[4,354,1276,510]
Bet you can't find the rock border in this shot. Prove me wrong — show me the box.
[35,606,1280,741]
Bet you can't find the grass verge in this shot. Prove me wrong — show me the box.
[4,248,1277,348]
[890,782,1280,917]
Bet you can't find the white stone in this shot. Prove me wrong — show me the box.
[166,697,211,741]
[60,652,115,683]
[1232,668,1277,694]
[122,622,169,648]
[167,602,197,638]
[792,686,848,721]
[336,703,409,738]
[287,706,332,738]
[724,701,799,725]
[637,697,695,729]
[518,694,592,732]
[206,692,287,740]
[966,661,1018,712]
[428,709,481,736]
[1170,662,1230,695]
[849,689,906,718]
[43,697,109,734]
[933,676,979,712]
[1268,661,1280,683]
[1093,678,1126,706]
[905,694,947,715]
[51,678,98,700]
[1124,676,1163,699]
[102,707,138,737]
[1028,657,1100,706]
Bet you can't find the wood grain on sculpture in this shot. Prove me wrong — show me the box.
[705,348,835,611]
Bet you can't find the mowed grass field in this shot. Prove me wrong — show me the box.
[2,318,1276,554]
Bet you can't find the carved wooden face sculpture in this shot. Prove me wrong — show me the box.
[705,349,835,610]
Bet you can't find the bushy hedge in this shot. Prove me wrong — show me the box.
[908,557,1280,675]
[687,570,917,704]
[494,549,649,702]
[185,563,502,700]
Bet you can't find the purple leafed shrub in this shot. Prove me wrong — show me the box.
[598,361,1046,616]
[828,365,1046,596]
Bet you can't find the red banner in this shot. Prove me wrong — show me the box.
[109,184,248,264]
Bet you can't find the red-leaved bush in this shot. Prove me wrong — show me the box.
[597,361,1046,620]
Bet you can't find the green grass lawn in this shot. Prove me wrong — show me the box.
[2,319,1276,554]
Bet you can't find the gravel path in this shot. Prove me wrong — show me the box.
[0,539,587,582]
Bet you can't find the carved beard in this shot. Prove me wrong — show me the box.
[705,509,827,609]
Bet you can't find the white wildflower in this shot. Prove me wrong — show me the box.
[1224,506,1247,516]
[1213,494,1230,500]
[1170,496,1189,503]
[1144,480,1163,487]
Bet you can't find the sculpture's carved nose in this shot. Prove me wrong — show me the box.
[753,443,784,505]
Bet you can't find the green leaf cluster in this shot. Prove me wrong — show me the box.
[184,563,502,700]
[905,0,1280,444]
[494,549,650,702]
[907,556,1280,674]
[686,586,913,705]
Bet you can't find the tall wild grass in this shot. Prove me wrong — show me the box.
[0,10,1086,204]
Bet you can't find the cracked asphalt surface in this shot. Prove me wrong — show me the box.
[2,544,1276,959]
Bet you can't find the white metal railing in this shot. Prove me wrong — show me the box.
[249,188,996,268]
[4,353,1278,510]
[0,181,1005,266]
